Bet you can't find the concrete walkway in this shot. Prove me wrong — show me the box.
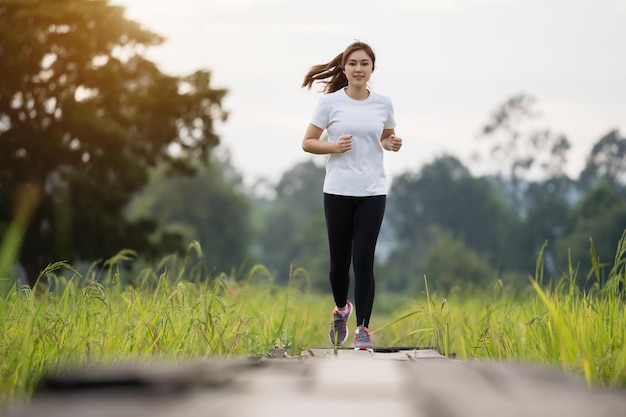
[4,348,626,417]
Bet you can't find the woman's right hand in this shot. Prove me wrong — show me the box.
[336,134,353,153]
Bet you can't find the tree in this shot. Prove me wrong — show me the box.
[0,0,228,285]
[477,93,570,215]
[388,155,514,257]
[516,175,578,276]
[579,129,626,195]
[126,158,252,276]
[555,181,626,288]
[383,155,515,290]
[255,160,328,287]
[421,227,497,293]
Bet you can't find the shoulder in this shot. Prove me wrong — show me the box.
[369,92,394,113]
[369,91,393,105]
[321,89,345,102]
[315,89,345,110]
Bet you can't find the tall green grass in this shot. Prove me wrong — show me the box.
[0,249,326,403]
[1,234,624,405]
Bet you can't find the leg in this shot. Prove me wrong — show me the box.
[323,193,354,308]
[352,195,386,328]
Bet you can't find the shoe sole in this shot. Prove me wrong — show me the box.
[354,346,374,352]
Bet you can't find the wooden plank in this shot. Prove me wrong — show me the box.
[3,352,626,417]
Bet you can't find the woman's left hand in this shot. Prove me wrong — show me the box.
[388,135,402,152]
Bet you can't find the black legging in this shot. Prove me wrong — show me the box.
[323,193,386,329]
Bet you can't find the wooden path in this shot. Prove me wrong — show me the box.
[4,347,626,417]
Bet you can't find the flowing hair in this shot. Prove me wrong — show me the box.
[301,41,376,94]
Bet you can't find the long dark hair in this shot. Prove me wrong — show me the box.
[301,41,376,94]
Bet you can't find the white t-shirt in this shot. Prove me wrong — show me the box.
[310,88,396,197]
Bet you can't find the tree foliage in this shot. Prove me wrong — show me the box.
[421,227,497,292]
[254,160,328,287]
[579,129,626,194]
[477,93,570,215]
[514,175,578,275]
[386,155,514,271]
[126,159,252,275]
[379,123,625,292]
[0,0,228,285]
[554,182,626,288]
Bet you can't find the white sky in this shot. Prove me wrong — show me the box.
[112,0,625,191]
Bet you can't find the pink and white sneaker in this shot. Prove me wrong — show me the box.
[328,300,353,346]
[353,325,373,351]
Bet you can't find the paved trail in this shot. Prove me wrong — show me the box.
[4,348,626,417]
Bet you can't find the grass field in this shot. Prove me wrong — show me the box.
[1,239,625,405]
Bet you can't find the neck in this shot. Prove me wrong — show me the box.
[345,86,369,100]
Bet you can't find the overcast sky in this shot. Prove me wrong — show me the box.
[112,0,625,191]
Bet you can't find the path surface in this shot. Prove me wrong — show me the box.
[4,348,626,417]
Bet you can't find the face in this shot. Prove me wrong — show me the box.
[343,49,373,88]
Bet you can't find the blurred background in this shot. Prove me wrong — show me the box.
[1,0,625,293]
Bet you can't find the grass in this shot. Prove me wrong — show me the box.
[0,236,625,405]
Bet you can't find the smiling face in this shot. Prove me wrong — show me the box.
[343,49,374,88]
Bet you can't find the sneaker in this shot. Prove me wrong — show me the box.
[328,300,353,346]
[354,325,373,351]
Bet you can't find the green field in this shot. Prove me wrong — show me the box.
[1,242,625,405]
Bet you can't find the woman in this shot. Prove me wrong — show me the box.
[301,41,403,350]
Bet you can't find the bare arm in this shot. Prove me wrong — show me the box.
[302,124,351,154]
[380,128,403,152]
